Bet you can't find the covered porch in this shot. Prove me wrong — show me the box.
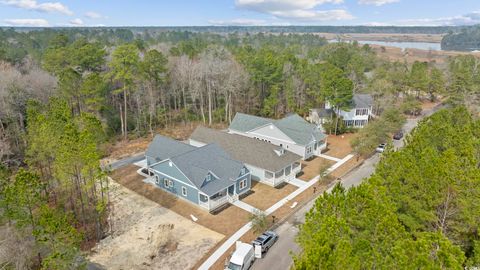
[263,162,302,187]
[198,185,236,212]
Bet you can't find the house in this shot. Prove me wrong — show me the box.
[145,135,251,212]
[308,94,374,128]
[190,126,302,187]
[228,113,327,160]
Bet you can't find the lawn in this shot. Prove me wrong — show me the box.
[241,181,298,211]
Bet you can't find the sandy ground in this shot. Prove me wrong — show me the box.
[89,181,223,270]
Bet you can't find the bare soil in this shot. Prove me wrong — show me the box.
[241,181,298,211]
[111,165,251,236]
[88,181,223,270]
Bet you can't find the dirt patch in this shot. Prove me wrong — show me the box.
[323,133,358,159]
[111,165,250,236]
[89,181,223,270]
[298,157,335,181]
[241,181,298,211]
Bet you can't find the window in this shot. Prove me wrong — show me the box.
[206,174,212,182]
[355,108,368,116]
[182,186,187,196]
[285,166,291,176]
[240,167,246,175]
[155,175,160,184]
[239,179,247,190]
[199,194,208,202]
[164,178,173,188]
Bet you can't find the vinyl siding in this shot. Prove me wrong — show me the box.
[153,172,199,204]
[236,174,251,195]
[151,160,194,187]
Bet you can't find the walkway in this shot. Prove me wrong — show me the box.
[232,200,260,214]
[317,153,341,162]
[198,154,355,270]
[287,178,308,188]
[325,154,354,173]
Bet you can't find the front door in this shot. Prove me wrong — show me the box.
[228,185,235,195]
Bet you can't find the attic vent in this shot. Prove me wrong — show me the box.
[168,161,172,167]
[269,125,274,130]
[274,148,285,156]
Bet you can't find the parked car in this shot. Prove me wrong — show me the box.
[226,242,255,270]
[393,131,404,140]
[376,143,387,153]
[252,231,278,254]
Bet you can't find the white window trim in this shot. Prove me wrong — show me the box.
[239,179,247,190]
[181,186,187,197]
[155,175,160,184]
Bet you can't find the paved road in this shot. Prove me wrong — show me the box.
[252,105,444,270]
[107,153,144,170]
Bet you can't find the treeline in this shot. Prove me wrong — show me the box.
[442,26,480,51]
[0,28,479,268]
[295,106,480,269]
[0,98,108,269]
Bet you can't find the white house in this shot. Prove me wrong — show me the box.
[309,94,375,128]
[228,113,327,160]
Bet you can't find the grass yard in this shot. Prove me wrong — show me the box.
[323,133,358,159]
[241,181,298,211]
[298,156,335,181]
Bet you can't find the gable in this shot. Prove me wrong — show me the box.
[248,124,294,144]
[151,159,197,188]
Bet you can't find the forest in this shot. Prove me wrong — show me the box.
[0,27,479,269]
[295,106,480,269]
[442,25,480,51]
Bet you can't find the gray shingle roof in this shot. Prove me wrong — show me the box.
[229,113,326,146]
[191,127,302,172]
[353,94,373,108]
[145,135,195,162]
[170,143,244,196]
[147,135,243,196]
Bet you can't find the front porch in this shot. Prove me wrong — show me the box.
[198,186,237,212]
[263,162,302,187]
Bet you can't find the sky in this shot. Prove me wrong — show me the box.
[0,0,479,27]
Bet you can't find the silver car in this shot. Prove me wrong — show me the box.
[252,231,278,254]
[376,143,387,153]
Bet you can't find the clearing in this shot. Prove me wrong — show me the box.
[111,165,251,236]
[89,181,223,270]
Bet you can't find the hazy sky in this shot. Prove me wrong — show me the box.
[0,0,479,27]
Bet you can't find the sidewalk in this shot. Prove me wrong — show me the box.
[198,154,354,270]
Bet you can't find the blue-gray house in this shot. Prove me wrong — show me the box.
[145,135,251,212]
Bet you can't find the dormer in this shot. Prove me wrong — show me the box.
[239,166,248,177]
